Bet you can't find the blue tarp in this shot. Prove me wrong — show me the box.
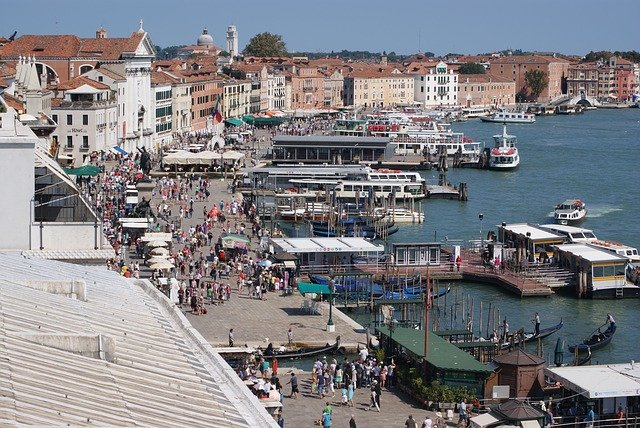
[112,146,128,155]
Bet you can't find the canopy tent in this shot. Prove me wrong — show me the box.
[111,146,128,155]
[222,150,245,161]
[64,165,101,176]
[253,116,287,127]
[241,115,255,124]
[148,260,175,270]
[298,281,331,296]
[163,150,222,165]
[221,233,250,249]
[150,247,169,256]
[224,118,244,127]
[146,256,170,265]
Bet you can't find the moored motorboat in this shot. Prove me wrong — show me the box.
[488,125,520,170]
[373,207,425,223]
[554,199,587,225]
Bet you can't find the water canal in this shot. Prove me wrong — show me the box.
[387,108,639,365]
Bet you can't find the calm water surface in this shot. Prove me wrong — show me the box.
[386,109,640,365]
[282,110,640,364]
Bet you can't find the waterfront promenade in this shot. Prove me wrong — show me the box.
[138,159,444,426]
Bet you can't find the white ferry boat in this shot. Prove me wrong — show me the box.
[480,110,536,123]
[554,199,587,225]
[289,178,427,201]
[488,125,519,170]
[461,107,491,118]
[389,132,483,157]
[538,224,598,243]
[373,207,424,223]
[587,241,640,262]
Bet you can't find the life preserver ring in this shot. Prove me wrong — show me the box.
[385,125,390,131]
[357,125,363,131]
[287,187,298,193]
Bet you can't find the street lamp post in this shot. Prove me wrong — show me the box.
[327,279,335,332]
[388,307,397,356]
[479,213,484,251]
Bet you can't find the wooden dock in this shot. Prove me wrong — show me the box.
[355,249,553,297]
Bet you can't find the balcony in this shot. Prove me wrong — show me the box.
[58,99,117,110]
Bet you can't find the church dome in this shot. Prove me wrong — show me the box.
[197,28,214,47]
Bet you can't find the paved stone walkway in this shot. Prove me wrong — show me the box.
[279,376,442,428]
[127,132,449,427]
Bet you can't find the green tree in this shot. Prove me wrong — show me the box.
[243,32,288,57]
[524,69,548,100]
[458,62,486,74]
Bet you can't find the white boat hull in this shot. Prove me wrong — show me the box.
[480,116,535,123]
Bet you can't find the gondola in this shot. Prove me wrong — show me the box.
[553,338,592,367]
[568,323,616,353]
[256,336,344,359]
[500,319,564,349]
[377,286,451,301]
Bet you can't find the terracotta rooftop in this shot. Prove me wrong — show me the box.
[490,54,570,64]
[94,66,126,81]
[0,62,16,77]
[2,92,23,111]
[151,70,179,85]
[57,75,111,91]
[0,32,146,60]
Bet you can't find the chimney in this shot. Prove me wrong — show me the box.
[96,27,107,39]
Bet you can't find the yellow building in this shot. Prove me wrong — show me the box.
[458,74,516,107]
[343,67,414,108]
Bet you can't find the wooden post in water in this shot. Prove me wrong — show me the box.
[479,301,483,337]
[424,267,431,358]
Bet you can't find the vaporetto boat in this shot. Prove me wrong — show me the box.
[480,110,536,123]
[488,125,520,170]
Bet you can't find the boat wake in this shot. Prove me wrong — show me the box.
[587,206,623,218]
[546,205,622,219]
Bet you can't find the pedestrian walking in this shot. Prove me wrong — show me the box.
[349,415,357,428]
[286,372,299,399]
[405,415,418,428]
[228,328,234,347]
[458,399,468,427]
[287,327,293,345]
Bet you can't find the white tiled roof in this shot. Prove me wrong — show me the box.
[0,253,277,427]
[22,248,115,260]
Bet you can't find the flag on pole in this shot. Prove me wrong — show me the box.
[212,95,222,124]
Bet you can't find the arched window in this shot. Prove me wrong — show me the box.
[79,64,94,75]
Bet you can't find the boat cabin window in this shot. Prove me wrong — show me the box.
[383,185,391,192]
[344,185,353,191]
[592,264,625,278]
[583,232,597,239]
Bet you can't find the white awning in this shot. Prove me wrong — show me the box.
[545,363,640,398]
[471,412,501,428]
[520,420,541,428]
[283,260,297,269]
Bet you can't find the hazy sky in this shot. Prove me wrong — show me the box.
[2,0,638,56]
